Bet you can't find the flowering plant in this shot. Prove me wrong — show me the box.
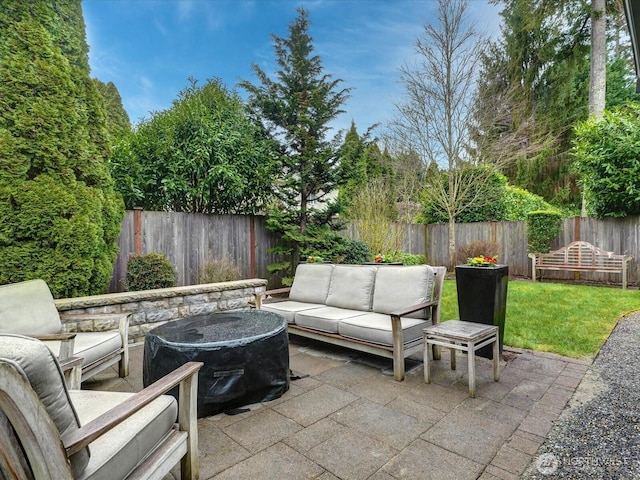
[306,256,324,263]
[467,255,498,267]
[374,254,386,263]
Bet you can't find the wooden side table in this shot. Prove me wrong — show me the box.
[423,321,500,398]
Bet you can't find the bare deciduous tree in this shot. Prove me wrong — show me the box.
[389,0,503,268]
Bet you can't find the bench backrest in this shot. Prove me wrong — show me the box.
[536,241,630,268]
[0,280,62,335]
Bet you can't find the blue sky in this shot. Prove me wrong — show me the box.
[83,0,502,134]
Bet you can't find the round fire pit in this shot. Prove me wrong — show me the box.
[143,310,289,418]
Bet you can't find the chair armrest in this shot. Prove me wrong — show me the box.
[32,333,76,341]
[62,361,203,456]
[33,333,76,359]
[59,356,83,390]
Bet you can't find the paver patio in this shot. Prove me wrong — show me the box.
[85,336,590,479]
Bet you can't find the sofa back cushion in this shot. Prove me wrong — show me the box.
[290,263,334,304]
[0,334,90,476]
[0,280,62,335]
[372,265,434,319]
[326,265,377,311]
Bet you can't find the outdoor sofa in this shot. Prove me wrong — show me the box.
[256,263,446,381]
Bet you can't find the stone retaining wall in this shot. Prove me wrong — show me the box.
[55,279,267,343]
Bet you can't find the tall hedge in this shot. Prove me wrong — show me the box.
[526,210,562,254]
[0,1,124,298]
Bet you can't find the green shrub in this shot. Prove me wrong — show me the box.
[199,256,242,283]
[573,103,640,218]
[127,253,177,291]
[502,186,556,221]
[386,251,426,265]
[341,239,372,264]
[527,210,563,253]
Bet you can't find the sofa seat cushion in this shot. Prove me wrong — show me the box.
[46,331,123,368]
[261,301,323,324]
[338,313,429,346]
[325,265,377,311]
[372,265,434,319]
[295,306,366,334]
[290,263,334,304]
[71,390,177,480]
[0,280,62,335]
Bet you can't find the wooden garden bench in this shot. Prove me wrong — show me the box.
[528,240,633,289]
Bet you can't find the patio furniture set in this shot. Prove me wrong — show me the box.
[0,264,501,478]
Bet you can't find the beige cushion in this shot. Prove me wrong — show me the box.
[372,265,434,319]
[261,301,323,324]
[71,390,177,480]
[325,266,376,311]
[0,280,62,335]
[338,313,429,346]
[45,331,123,368]
[289,263,334,304]
[0,334,90,476]
[295,306,366,333]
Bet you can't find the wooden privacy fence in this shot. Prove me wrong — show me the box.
[109,210,281,292]
[424,216,640,287]
[110,211,640,292]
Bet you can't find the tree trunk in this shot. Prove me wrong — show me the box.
[583,0,607,216]
[448,216,456,270]
[589,0,606,119]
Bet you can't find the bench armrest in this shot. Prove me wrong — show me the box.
[62,361,203,456]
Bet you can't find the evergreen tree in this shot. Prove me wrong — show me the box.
[472,0,639,211]
[93,79,132,141]
[0,0,124,297]
[239,7,350,281]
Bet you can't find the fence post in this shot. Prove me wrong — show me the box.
[250,215,256,278]
[134,207,143,255]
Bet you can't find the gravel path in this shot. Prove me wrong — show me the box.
[521,311,640,479]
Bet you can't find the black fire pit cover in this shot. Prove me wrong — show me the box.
[143,310,289,417]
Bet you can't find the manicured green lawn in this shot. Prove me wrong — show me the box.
[439,279,640,359]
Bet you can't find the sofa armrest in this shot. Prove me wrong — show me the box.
[62,361,203,456]
[390,300,438,320]
[254,287,292,309]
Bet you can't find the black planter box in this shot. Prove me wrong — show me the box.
[455,264,508,358]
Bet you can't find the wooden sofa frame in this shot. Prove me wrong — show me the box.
[257,266,446,381]
[528,240,633,289]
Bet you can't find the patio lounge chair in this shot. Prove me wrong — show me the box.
[0,279,129,384]
[0,334,202,480]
